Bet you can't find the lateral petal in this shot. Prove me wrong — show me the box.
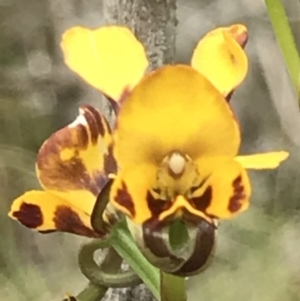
[9,191,100,237]
[36,105,116,216]
[235,151,289,169]
[110,165,155,224]
[199,159,251,219]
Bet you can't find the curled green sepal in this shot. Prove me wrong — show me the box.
[65,247,124,301]
[78,238,142,288]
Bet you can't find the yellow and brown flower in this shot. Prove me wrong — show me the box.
[9,24,289,237]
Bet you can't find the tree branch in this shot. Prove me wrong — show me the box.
[103,0,177,69]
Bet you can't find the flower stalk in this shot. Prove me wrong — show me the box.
[160,272,187,301]
[75,284,107,301]
[111,225,161,300]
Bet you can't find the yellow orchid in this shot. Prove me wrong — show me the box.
[9,24,289,235]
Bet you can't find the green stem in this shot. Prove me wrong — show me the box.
[111,226,161,300]
[265,0,300,96]
[76,284,107,301]
[160,272,187,301]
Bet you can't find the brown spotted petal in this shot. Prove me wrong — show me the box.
[126,217,216,276]
[9,191,101,237]
[36,105,117,216]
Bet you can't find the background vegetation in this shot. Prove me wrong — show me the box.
[0,0,299,300]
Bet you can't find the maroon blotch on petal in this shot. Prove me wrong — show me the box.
[146,191,172,219]
[12,202,43,229]
[228,175,246,212]
[190,186,212,212]
[114,182,136,217]
[54,205,98,237]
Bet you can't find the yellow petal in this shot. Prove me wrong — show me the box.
[235,151,289,169]
[61,26,149,105]
[158,159,251,221]
[36,105,115,216]
[198,159,251,219]
[114,65,240,174]
[8,191,99,237]
[219,24,248,48]
[110,164,156,224]
[110,160,250,224]
[191,24,248,97]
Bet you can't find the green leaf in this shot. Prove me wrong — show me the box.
[265,0,300,98]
